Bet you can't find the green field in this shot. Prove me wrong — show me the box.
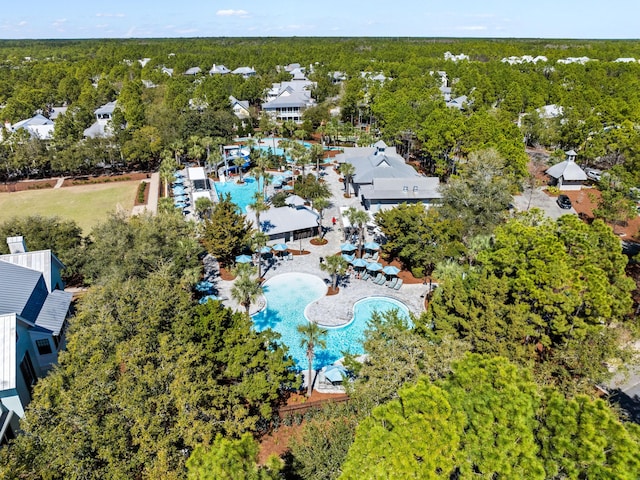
[0,181,139,235]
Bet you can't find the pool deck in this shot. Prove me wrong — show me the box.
[212,164,429,324]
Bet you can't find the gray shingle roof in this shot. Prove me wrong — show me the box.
[0,250,63,292]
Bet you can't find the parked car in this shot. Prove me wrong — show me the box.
[585,168,602,182]
[557,194,572,209]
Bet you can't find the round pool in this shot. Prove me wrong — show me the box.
[251,273,410,369]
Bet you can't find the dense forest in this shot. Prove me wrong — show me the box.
[2,37,640,478]
[2,37,640,182]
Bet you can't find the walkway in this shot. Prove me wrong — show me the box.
[131,172,160,216]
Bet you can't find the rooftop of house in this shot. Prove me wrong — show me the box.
[360,177,441,201]
[246,205,319,237]
[336,142,420,184]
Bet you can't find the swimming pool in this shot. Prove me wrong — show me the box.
[213,177,263,212]
[234,137,331,163]
[251,273,410,369]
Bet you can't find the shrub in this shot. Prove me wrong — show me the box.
[411,267,424,279]
[137,182,148,203]
[546,186,560,195]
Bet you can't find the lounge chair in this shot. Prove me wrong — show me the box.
[374,273,385,284]
[362,271,371,281]
[287,252,294,261]
[371,252,379,261]
[363,252,371,259]
[393,278,403,290]
[387,277,398,289]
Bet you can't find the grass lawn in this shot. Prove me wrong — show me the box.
[0,181,139,235]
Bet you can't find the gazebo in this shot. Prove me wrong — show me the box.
[546,150,587,191]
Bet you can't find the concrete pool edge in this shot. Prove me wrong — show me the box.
[310,295,411,328]
[253,272,327,319]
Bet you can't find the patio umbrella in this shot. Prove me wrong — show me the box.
[195,280,214,292]
[340,242,356,252]
[235,254,253,264]
[383,265,400,276]
[352,258,368,268]
[283,170,293,176]
[366,262,383,272]
[282,185,293,191]
[272,243,288,257]
[342,253,355,263]
[324,365,348,383]
[173,172,184,178]
[259,245,272,254]
[364,241,380,250]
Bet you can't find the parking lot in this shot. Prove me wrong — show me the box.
[512,187,577,219]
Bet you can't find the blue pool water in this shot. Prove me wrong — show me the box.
[214,177,263,212]
[234,137,331,163]
[252,273,410,369]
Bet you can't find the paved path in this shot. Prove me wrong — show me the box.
[53,177,65,189]
[130,172,160,216]
[513,187,576,219]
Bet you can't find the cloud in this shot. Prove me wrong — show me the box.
[216,9,249,17]
[18,21,27,27]
[52,19,67,27]
[96,13,125,18]
[457,25,487,31]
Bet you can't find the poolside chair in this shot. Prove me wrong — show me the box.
[387,277,398,289]
[393,278,403,290]
[374,273,385,285]
[363,251,371,259]
[371,252,379,261]
[362,271,371,281]
[287,252,294,261]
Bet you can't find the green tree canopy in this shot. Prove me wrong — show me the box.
[202,194,253,267]
[341,354,640,479]
[426,212,635,392]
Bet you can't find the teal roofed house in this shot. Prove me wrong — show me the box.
[0,236,72,445]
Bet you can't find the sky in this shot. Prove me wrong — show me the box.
[1,0,637,40]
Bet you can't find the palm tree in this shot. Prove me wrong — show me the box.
[250,191,269,234]
[195,197,213,220]
[231,264,262,315]
[297,322,328,397]
[188,135,205,166]
[169,140,185,164]
[251,231,269,279]
[345,207,369,258]
[339,162,356,197]
[312,197,330,239]
[159,151,175,198]
[320,254,349,291]
[309,143,324,179]
[233,156,246,183]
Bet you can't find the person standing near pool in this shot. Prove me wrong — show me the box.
[332,216,337,226]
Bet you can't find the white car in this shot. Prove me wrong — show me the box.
[585,168,602,182]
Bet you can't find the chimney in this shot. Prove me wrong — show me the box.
[7,236,27,254]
